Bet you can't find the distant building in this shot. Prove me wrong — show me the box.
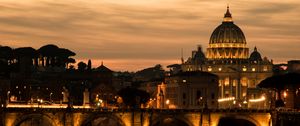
[90,63,116,107]
[156,71,219,109]
[4,59,118,107]
[288,60,300,73]
[269,61,300,109]
[181,6,273,108]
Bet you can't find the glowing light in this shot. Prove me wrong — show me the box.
[208,67,212,71]
[249,96,266,102]
[218,97,235,102]
[283,91,287,98]
[6,103,91,108]
[263,66,268,71]
[166,99,170,105]
[209,43,246,48]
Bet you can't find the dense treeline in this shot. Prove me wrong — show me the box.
[0,44,76,76]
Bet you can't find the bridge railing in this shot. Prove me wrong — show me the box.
[0,107,276,114]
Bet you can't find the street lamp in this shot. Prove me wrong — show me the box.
[166,99,170,109]
[40,99,43,108]
[18,91,21,101]
[283,91,287,98]
[97,99,103,108]
[159,90,164,108]
[37,99,40,108]
[283,91,287,105]
[50,92,53,103]
[7,91,10,101]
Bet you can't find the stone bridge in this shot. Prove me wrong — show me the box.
[0,108,273,126]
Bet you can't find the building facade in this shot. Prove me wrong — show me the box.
[181,6,273,108]
[157,71,219,109]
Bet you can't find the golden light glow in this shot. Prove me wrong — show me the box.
[7,103,92,108]
[243,67,247,71]
[223,17,233,22]
[218,97,235,102]
[249,96,266,102]
[224,77,229,86]
[166,99,170,105]
[209,43,246,48]
[208,67,212,71]
[263,66,268,71]
[283,91,287,98]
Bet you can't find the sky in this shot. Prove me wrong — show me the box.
[0,0,299,71]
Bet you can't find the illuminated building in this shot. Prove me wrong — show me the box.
[181,6,273,108]
[157,71,219,109]
[287,60,300,73]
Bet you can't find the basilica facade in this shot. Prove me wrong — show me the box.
[181,7,273,108]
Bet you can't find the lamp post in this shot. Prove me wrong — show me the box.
[37,99,40,108]
[7,91,10,106]
[18,91,21,101]
[166,99,170,109]
[50,92,53,103]
[40,99,43,108]
[283,91,287,105]
[159,91,164,108]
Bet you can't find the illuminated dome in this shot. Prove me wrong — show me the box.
[249,47,262,61]
[209,22,246,44]
[206,6,249,60]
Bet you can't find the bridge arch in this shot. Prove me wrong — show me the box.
[13,113,60,126]
[81,113,125,126]
[217,115,260,126]
[151,115,193,126]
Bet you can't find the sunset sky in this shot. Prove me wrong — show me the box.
[0,0,299,71]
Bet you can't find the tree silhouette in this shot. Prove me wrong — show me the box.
[117,87,150,108]
[0,46,13,76]
[56,48,76,67]
[87,59,92,71]
[0,46,13,65]
[38,44,59,67]
[258,72,300,107]
[0,44,76,74]
[66,58,76,68]
[77,62,87,72]
[38,44,76,68]
[13,47,37,72]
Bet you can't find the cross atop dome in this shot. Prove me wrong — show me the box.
[223,5,233,22]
